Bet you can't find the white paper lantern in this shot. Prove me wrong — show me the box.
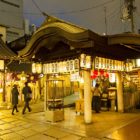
[0,60,4,70]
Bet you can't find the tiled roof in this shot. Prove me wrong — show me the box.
[0,37,17,59]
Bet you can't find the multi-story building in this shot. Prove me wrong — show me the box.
[0,0,24,42]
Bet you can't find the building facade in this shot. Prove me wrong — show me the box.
[0,0,24,42]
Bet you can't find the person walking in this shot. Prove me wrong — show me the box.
[92,83,101,113]
[22,82,32,114]
[11,84,19,115]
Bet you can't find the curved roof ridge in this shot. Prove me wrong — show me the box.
[40,14,87,30]
[18,16,90,57]
[108,32,140,46]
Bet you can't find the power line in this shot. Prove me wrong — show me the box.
[28,0,115,15]
[50,0,115,15]
[31,0,43,15]
[0,0,115,16]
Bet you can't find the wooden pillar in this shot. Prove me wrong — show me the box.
[44,75,47,111]
[84,70,92,124]
[79,82,84,99]
[116,72,124,112]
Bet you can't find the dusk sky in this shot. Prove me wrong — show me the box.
[23,0,140,35]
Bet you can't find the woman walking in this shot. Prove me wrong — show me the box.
[11,84,19,115]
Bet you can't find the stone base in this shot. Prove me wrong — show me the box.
[45,110,64,122]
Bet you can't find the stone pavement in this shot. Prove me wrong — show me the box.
[0,101,140,140]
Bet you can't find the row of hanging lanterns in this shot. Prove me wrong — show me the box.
[31,55,138,74]
[43,59,79,74]
[32,59,80,74]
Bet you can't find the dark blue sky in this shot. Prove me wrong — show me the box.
[23,0,140,35]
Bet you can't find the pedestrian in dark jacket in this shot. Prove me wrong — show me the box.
[22,82,32,114]
[11,84,19,115]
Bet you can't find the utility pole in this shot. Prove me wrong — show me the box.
[128,0,135,32]
[125,0,136,32]
[104,7,107,35]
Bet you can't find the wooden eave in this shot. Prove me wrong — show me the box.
[17,16,140,62]
[0,37,17,60]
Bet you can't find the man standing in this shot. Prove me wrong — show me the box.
[22,82,32,114]
[92,83,101,113]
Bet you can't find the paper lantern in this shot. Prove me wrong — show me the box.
[86,55,91,69]
[100,69,104,76]
[43,64,47,74]
[0,60,4,70]
[74,59,79,70]
[136,59,140,67]
[80,54,86,68]
[70,60,74,71]
[95,57,99,68]
[109,73,116,83]
[32,63,36,73]
[36,63,42,73]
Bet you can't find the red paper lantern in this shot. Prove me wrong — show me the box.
[105,72,109,78]
[94,70,98,76]
[100,69,104,76]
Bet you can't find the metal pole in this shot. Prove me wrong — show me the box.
[3,61,6,102]
[104,7,107,35]
[129,0,135,32]
[126,0,135,32]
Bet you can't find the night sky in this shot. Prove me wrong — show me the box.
[23,0,140,35]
